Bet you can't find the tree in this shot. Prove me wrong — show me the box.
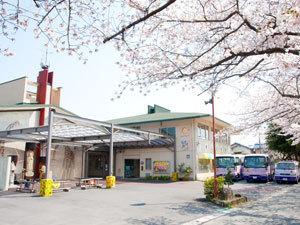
[234,83,300,144]
[266,124,300,161]
[2,1,300,139]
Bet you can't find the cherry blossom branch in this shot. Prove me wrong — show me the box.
[67,0,71,49]
[183,47,300,78]
[255,77,300,99]
[37,0,66,26]
[103,0,177,43]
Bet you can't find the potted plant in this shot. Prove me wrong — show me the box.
[177,163,186,180]
[183,166,193,181]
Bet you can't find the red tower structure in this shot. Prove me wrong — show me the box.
[35,66,54,178]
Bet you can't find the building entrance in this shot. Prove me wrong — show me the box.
[87,152,109,178]
[124,159,140,178]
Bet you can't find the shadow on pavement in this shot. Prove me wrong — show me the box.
[214,185,300,225]
[127,217,175,225]
[0,189,38,198]
[168,200,220,216]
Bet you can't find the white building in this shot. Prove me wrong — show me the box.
[109,105,232,180]
[231,142,252,155]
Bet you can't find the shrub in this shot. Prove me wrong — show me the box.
[224,169,234,188]
[145,176,153,180]
[184,166,193,176]
[177,163,185,176]
[204,176,225,200]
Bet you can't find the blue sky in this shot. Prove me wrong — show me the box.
[1,29,261,146]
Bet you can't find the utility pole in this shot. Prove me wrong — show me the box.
[205,92,218,198]
[211,94,218,198]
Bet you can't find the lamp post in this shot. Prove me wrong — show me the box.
[205,92,218,198]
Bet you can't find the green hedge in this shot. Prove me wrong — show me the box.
[204,177,225,200]
[145,175,171,181]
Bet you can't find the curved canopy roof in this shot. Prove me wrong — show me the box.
[0,112,174,149]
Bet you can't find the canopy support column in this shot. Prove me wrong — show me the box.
[45,110,54,179]
[173,138,177,172]
[109,124,114,176]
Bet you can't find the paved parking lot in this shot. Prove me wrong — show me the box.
[204,183,300,225]
[0,181,299,225]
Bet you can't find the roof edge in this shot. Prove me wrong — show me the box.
[114,114,210,125]
[0,103,77,116]
[0,76,27,86]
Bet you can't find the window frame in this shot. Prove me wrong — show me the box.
[145,158,152,170]
[198,124,209,140]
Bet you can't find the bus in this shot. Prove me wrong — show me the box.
[216,154,244,180]
[243,154,273,182]
[274,161,299,184]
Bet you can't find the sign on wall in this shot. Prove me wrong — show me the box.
[180,137,189,151]
[153,161,170,174]
[181,127,190,136]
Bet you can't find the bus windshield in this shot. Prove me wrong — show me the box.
[276,163,295,170]
[216,157,235,168]
[244,156,267,168]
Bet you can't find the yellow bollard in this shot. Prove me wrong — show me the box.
[106,176,116,189]
[40,179,53,197]
[171,172,178,182]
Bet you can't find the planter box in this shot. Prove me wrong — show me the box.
[211,196,248,208]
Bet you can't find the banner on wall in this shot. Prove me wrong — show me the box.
[153,161,170,174]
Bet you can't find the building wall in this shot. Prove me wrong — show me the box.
[50,146,83,180]
[0,110,39,130]
[194,117,231,180]
[0,110,40,179]
[124,117,231,180]
[0,110,39,153]
[130,119,196,178]
[115,147,174,178]
[232,145,252,155]
[51,87,61,107]
[0,77,27,105]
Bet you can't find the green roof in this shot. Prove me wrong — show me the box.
[0,103,76,116]
[108,105,231,126]
[108,112,211,125]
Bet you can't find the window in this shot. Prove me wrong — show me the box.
[244,156,267,168]
[216,157,235,168]
[130,126,141,130]
[221,133,227,144]
[198,124,209,140]
[145,158,152,170]
[215,129,221,142]
[198,159,213,173]
[276,162,295,170]
[160,127,176,138]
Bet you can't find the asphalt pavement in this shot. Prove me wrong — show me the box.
[0,181,299,225]
[187,182,300,225]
